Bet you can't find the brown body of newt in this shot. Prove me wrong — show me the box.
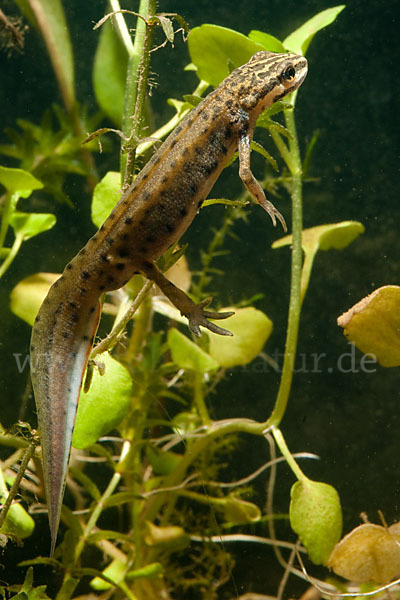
[30,50,308,553]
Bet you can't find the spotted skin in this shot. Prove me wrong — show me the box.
[30,50,308,553]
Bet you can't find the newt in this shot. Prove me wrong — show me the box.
[30,50,308,553]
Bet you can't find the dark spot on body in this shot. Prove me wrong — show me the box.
[69,302,77,309]
[35,315,40,323]
[189,183,198,195]
[201,127,209,135]
[224,125,233,139]
[108,275,115,283]
[125,217,133,225]
[225,99,233,109]
[79,287,87,295]
[116,263,125,270]
[71,351,78,358]
[101,253,109,262]
[197,198,204,208]
[121,233,129,241]
[81,271,90,280]
[146,235,156,243]
[161,176,168,183]
[118,247,129,258]
[201,111,209,120]
[71,313,79,323]
[82,335,89,341]
[66,264,73,270]
[180,207,188,217]
[170,160,176,169]
[99,285,106,290]
[106,237,114,246]
[165,223,175,233]
[170,139,177,148]
[140,246,148,253]
[142,173,148,180]
[89,306,96,313]
[63,332,69,339]
[175,125,183,135]
[182,147,189,155]
[79,248,86,255]
[31,344,36,351]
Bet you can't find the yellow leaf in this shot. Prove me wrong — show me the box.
[337,285,400,367]
[328,522,400,583]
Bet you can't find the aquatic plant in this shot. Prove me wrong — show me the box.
[2,1,398,599]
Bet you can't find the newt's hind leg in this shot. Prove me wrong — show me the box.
[141,261,234,337]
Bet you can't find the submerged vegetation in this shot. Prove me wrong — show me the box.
[0,1,399,598]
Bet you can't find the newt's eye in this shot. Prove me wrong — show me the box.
[281,64,296,82]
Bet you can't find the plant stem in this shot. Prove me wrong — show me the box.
[267,106,303,427]
[0,439,36,529]
[120,0,156,188]
[0,232,23,279]
[73,440,131,560]
[272,427,307,482]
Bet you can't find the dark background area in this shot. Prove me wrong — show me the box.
[0,0,399,596]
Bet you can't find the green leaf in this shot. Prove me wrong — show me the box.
[91,558,127,591]
[168,328,219,373]
[273,222,364,302]
[10,272,58,325]
[91,171,121,228]
[188,24,265,87]
[283,6,346,55]
[290,479,342,565]
[144,521,189,549]
[273,221,364,254]
[337,285,400,367]
[0,502,35,539]
[15,0,75,110]
[93,21,128,126]
[146,444,182,475]
[73,353,132,449]
[0,165,43,195]
[9,212,56,241]
[248,30,285,52]
[223,496,261,524]
[208,307,273,367]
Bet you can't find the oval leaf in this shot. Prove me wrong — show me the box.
[93,21,128,126]
[10,212,56,241]
[337,285,400,367]
[208,307,272,368]
[188,25,265,87]
[0,502,35,539]
[328,522,400,584]
[73,353,132,449]
[168,328,219,373]
[0,165,43,195]
[248,30,285,52]
[10,272,59,325]
[290,479,342,565]
[283,6,345,55]
[91,171,121,228]
[272,221,365,254]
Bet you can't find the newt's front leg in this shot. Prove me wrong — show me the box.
[238,134,287,231]
[141,261,234,336]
